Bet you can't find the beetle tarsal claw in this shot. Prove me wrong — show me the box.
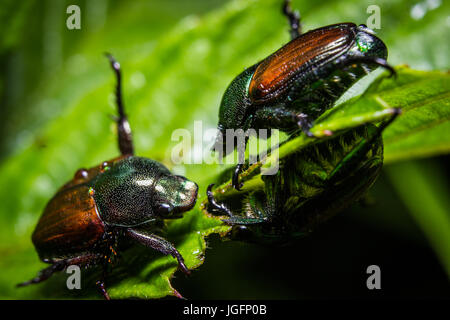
[232,164,244,191]
[206,184,234,217]
[96,280,111,300]
[178,259,191,276]
[294,113,315,137]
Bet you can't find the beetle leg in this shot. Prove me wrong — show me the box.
[207,184,234,217]
[17,260,66,287]
[232,163,244,190]
[126,228,190,276]
[105,53,135,156]
[232,134,249,190]
[251,106,316,137]
[207,184,269,225]
[17,253,103,288]
[96,280,111,300]
[282,0,302,39]
[294,113,315,137]
[341,56,397,78]
[226,190,271,225]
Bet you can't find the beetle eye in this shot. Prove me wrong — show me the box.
[156,203,173,216]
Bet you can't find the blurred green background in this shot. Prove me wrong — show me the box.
[0,0,449,299]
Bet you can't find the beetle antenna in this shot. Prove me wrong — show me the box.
[105,53,134,156]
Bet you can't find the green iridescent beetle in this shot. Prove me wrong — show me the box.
[206,0,400,244]
[212,0,395,190]
[18,55,198,299]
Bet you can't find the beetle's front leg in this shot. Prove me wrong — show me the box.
[253,106,315,137]
[282,0,302,39]
[232,133,250,190]
[339,56,397,78]
[231,106,315,190]
[105,53,135,156]
[126,228,190,275]
[207,184,271,225]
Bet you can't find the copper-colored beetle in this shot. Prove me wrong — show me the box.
[213,0,395,190]
[18,55,198,299]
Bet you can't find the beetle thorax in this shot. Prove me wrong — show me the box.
[90,157,170,227]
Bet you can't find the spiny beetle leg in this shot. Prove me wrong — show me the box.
[252,106,316,138]
[232,134,249,190]
[126,228,190,275]
[282,0,302,39]
[223,215,267,225]
[224,191,270,225]
[232,163,244,190]
[96,280,111,300]
[17,260,66,287]
[295,113,315,137]
[17,253,103,289]
[96,255,114,300]
[344,56,397,78]
[206,184,234,217]
[207,185,269,225]
[105,53,135,156]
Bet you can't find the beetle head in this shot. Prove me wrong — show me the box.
[152,174,198,218]
[351,24,388,60]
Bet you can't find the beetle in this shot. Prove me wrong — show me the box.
[213,0,395,190]
[207,111,399,244]
[206,0,400,244]
[17,54,198,299]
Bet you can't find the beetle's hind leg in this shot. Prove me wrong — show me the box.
[17,253,111,298]
[105,53,134,156]
[17,260,66,287]
[283,0,302,39]
[96,279,110,300]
